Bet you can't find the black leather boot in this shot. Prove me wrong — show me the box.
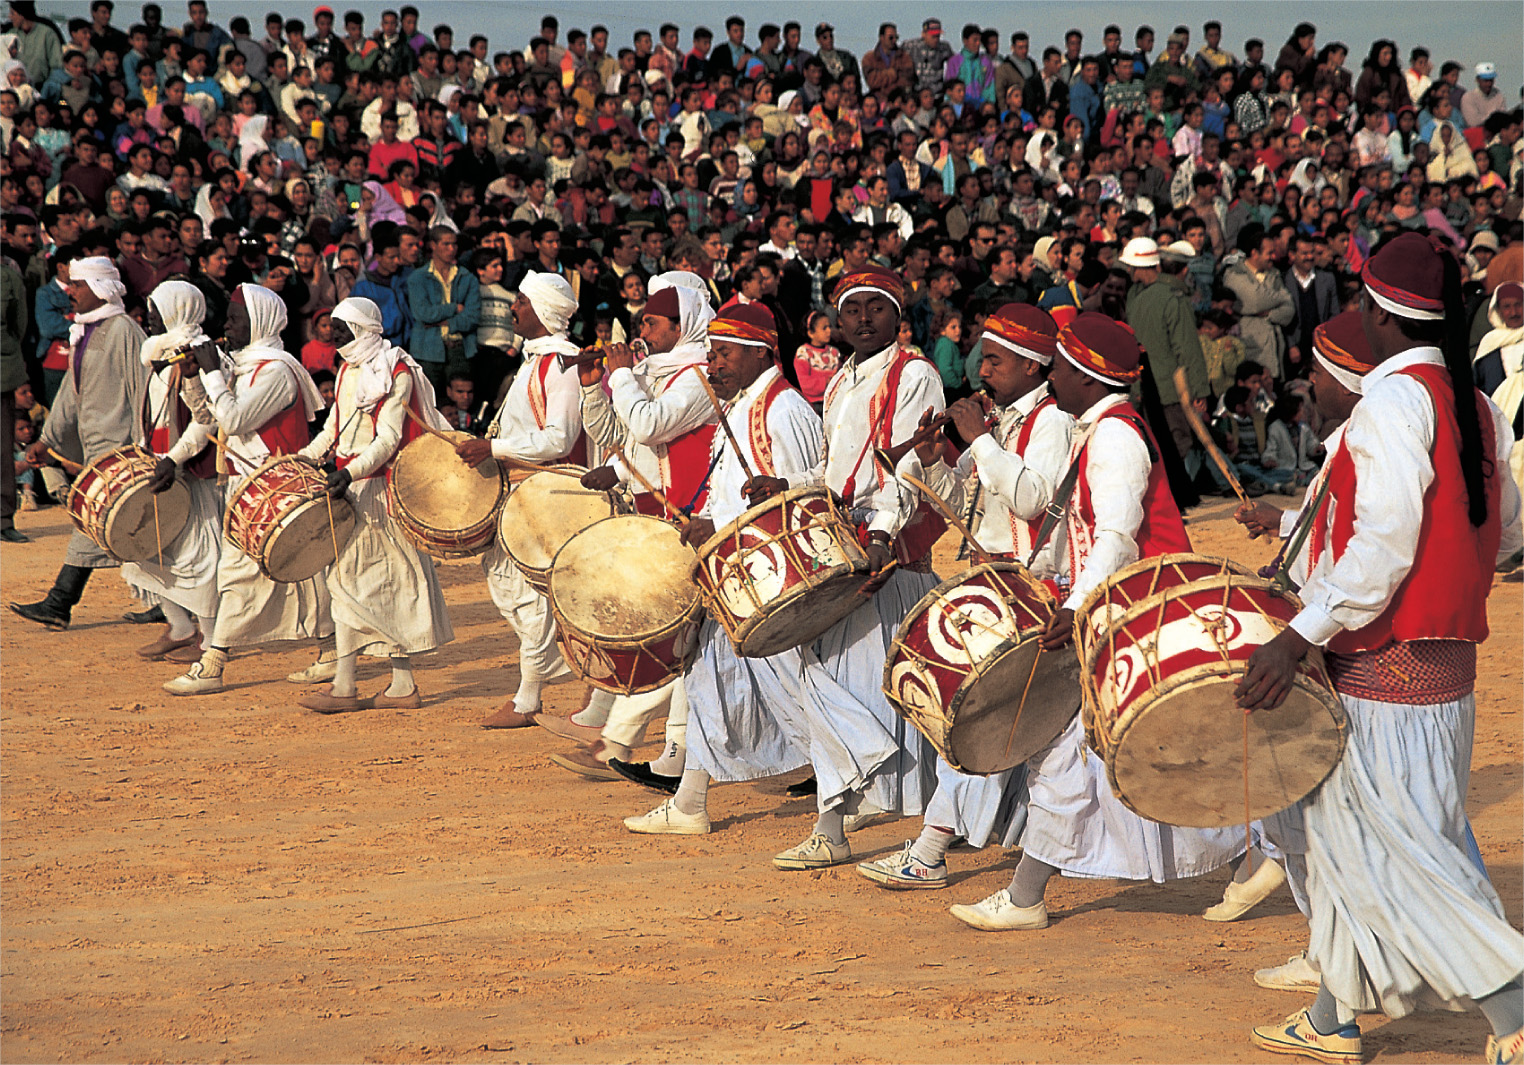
[122,604,166,624]
[10,564,92,629]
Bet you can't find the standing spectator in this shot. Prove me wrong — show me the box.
[1460,62,1505,128]
[471,249,517,400]
[861,23,911,98]
[1223,229,1295,379]
[7,1,63,85]
[944,24,995,106]
[905,18,952,96]
[350,225,411,346]
[1283,235,1338,373]
[181,0,231,64]
[1021,46,1068,119]
[812,22,858,84]
[406,226,480,395]
[1068,56,1103,143]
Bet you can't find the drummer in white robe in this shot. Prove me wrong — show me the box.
[743,265,942,871]
[123,280,223,663]
[551,272,720,785]
[166,284,333,695]
[946,313,1244,931]
[860,303,1074,889]
[294,296,455,713]
[1238,234,1524,1065]
[622,304,813,835]
[454,273,590,730]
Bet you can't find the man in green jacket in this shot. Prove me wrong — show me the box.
[1,260,29,542]
[1121,237,1211,472]
[405,227,482,396]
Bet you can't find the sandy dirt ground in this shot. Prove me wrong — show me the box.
[2,494,1519,1064]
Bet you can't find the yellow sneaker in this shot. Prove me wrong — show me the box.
[1486,1026,1524,1065]
[1251,1007,1362,1065]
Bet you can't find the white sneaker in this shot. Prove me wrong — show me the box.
[623,797,710,836]
[1204,858,1287,921]
[773,832,852,870]
[286,650,338,684]
[856,840,948,889]
[948,888,1049,931]
[163,649,228,696]
[1253,951,1321,992]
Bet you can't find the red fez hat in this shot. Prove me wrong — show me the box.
[1057,312,1143,385]
[643,286,681,320]
[1362,232,1449,321]
[831,264,905,310]
[982,303,1059,365]
[708,303,778,349]
[1312,310,1380,394]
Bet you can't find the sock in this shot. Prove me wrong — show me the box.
[601,739,632,762]
[386,655,414,697]
[332,651,358,698]
[673,767,710,816]
[1477,979,1524,1040]
[814,806,847,846]
[1307,984,1347,1036]
[910,825,955,867]
[1007,854,1058,908]
[574,688,615,727]
[160,601,196,640]
[650,740,685,776]
[197,614,216,651]
[513,676,544,714]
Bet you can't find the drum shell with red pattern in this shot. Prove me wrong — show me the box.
[66,444,191,561]
[224,456,356,582]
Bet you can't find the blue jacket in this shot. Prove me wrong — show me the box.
[404,262,481,364]
[1069,78,1102,143]
[351,270,412,348]
[34,279,71,359]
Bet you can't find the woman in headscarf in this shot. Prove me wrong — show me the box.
[293,296,454,713]
[122,280,224,663]
[3,57,34,108]
[356,180,406,251]
[163,283,333,696]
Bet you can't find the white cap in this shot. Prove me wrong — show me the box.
[1161,240,1197,261]
[1476,61,1496,78]
[778,90,799,110]
[1119,237,1160,268]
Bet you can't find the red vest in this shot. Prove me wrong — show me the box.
[149,392,218,479]
[1311,363,1500,653]
[1005,392,1059,553]
[656,364,718,513]
[331,361,430,479]
[251,361,311,458]
[1076,403,1191,561]
[530,354,587,467]
[746,372,796,476]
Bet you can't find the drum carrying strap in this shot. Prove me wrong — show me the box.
[1022,418,1101,569]
[1260,473,1334,594]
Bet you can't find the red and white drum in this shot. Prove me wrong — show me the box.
[66,444,191,562]
[388,430,506,558]
[225,456,356,583]
[496,466,617,592]
[549,515,703,695]
[693,486,873,658]
[1075,554,1346,828]
[884,562,1081,775]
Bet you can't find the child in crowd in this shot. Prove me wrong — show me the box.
[437,373,483,435]
[929,307,965,396]
[1212,384,1295,496]
[1262,392,1322,488]
[793,311,842,410]
[300,308,339,374]
[13,415,40,509]
[1198,308,1245,397]
[896,319,923,358]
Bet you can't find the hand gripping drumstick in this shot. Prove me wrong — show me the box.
[607,443,687,526]
[402,404,578,477]
[46,448,84,475]
[897,470,992,565]
[694,372,758,482]
[1173,367,1249,505]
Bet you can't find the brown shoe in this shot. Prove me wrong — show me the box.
[370,687,422,709]
[481,702,537,729]
[300,692,373,714]
[548,747,621,781]
[535,713,605,743]
[163,641,205,664]
[137,626,201,660]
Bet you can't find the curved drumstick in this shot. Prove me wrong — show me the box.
[402,404,578,477]
[694,372,757,482]
[608,443,688,527]
[898,470,991,565]
[46,448,84,475]
[1173,367,1249,505]
[874,411,954,473]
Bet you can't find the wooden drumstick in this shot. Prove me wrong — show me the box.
[694,372,757,482]
[898,471,991,565]
[46,448,84,475]
[608,443,687,526]
[402,404,578,477]
[1173,367,1249,505]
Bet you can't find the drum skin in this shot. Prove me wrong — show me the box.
[389,430,505,558]
[693,487,872,658]
[884,562,1080,775]
[1076,560,1347,829]
[67,445,192,562]
[549,515,702,695]
[496,466,614,591]
[225,456,356,583]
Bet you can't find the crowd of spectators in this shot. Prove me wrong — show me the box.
[1,2,1520,506]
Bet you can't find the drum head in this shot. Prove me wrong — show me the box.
[1108,672,1346,828]
[550,515,698,638]
[265,495,355,583]
[392,431,503,531]
[735,567,871,657]
[105,479,191,561]
[498,468,611,573]
[948,639,1081,775]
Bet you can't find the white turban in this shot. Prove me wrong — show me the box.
[646,270,716,371]
[66,255,126,348]
[332,296,447,426]
[519,272,579,336]
[233,283,325,418]
[141,279,208,367]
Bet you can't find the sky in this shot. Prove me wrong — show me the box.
[53,0,1522,96]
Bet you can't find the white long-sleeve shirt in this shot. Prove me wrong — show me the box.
[1061,393,1153,610]
[787,344,945,537]
[298,364,409,481]
[182,361,301,478]
[1290,347,1523,646]
[141,366,215,466]
[699,365,823,526]
[489,335,585,463]
[579,346,715,492]
[900,382,1074,571]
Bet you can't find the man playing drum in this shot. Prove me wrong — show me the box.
[550,271,719,784]
[1238,234,1524,1065]
[123,280,223,663]
[294,297,455,713]
[859,303,1074,889]
[165,284,332,695]
[11,256,148,629]
[623,304,813,835]
[454,273,594,730]
[744,265,942,870]
[947,313,1245,931]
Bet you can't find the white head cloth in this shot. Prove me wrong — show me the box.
[141,280,208,366]
[66,256,126,348]
[519,272,579,335]
[332,296,446,424]
[233,284,325,418]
